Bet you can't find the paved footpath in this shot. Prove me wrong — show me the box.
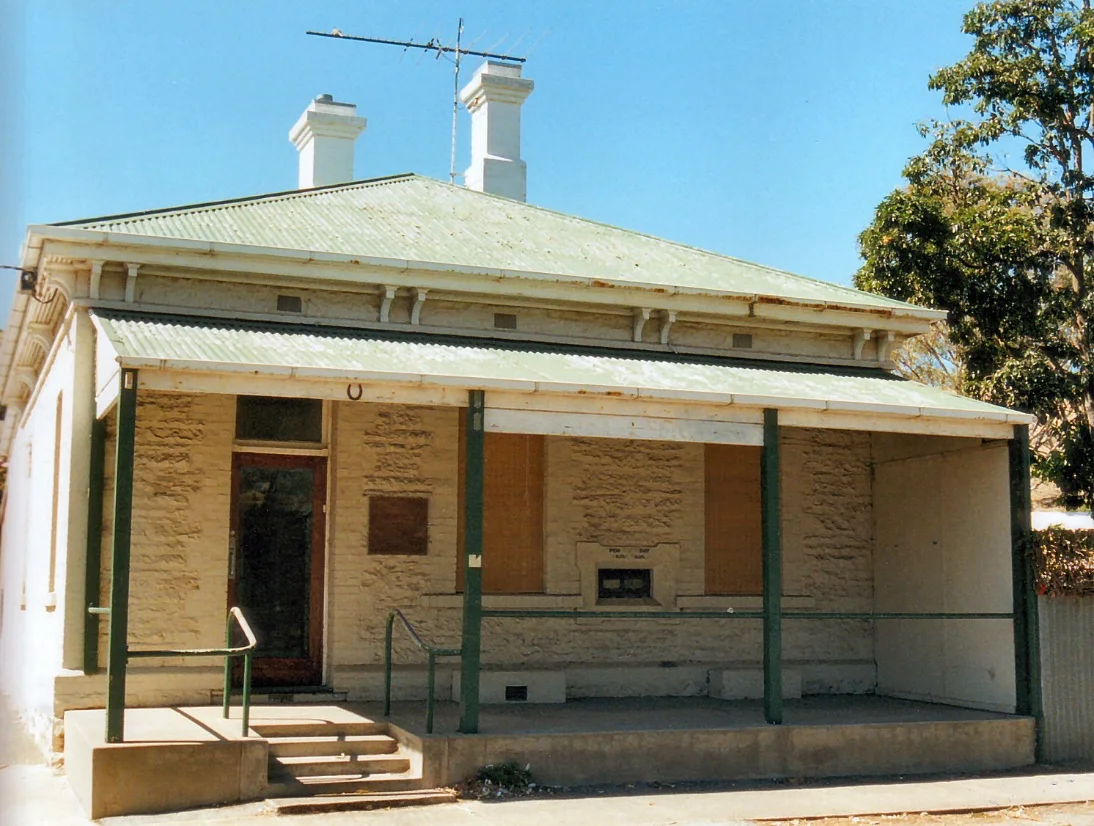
[1,764,1091,826]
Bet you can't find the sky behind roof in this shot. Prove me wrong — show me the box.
[0,1,973,320]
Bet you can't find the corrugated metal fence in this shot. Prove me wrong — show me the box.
[1038,595,1094,762]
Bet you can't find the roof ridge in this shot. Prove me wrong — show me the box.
[53,173,417,228]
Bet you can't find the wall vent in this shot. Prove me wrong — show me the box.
[493,312,517,330]
[732,333,753,349]
[277,295,303,313]
[505,685,529,702]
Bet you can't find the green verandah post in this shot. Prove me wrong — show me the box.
[761,408,783,725]
[459,389,485,733]
[83,417,107,674]
[1008,423,1043,758]
[105,369,138,743]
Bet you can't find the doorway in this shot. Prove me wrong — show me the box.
[229,453,326,687]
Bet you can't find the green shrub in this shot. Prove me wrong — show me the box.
[1032,527,1094,597]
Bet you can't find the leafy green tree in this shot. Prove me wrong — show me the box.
[857,0,1094,510]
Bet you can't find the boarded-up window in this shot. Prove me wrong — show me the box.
[457,418,545,594]
[369,496,429,556]
[705,443,762,595]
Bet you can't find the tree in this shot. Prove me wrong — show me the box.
[857,0,1094,511]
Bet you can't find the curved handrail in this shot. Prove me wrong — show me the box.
[384,609,461,734]
[221,607,257,736]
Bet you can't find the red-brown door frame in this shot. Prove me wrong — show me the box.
[228,452,327,687]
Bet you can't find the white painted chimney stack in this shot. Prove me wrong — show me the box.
[289,94,367,189]
[459,62,534,202]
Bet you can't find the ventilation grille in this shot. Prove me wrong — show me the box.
[493,313,517,330]
[277,295,303,313]
[732,333,753,349]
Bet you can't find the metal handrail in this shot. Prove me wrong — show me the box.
[480,609,1015,620]
[124,606,257,736]
[383,609,461,734]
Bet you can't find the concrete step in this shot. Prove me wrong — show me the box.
[266,789,457,815]
[271,753,412,778]
[268,734,399,758]
[266,770,428,797]
[251,720,386,738]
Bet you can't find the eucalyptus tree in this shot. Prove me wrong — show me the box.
[857,0,1094,509]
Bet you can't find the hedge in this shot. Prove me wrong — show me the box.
[1031,526,1094,597]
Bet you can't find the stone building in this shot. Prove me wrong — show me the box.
[0,63,1039,785]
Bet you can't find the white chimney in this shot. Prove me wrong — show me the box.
[459,62,534,201]
[289,94,367,189]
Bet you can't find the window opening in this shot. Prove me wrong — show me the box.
[236,396,322,443]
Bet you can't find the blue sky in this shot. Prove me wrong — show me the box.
[1,1,973,319]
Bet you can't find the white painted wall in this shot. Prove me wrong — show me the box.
[0,314,83,755]
[872,435,1016,712]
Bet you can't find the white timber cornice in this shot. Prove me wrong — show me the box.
[24,226,946,333]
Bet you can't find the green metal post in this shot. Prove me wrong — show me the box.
[383,612,394,717]
[1009,424,1043,756]
[222,620,232,719]
[426,652,437,734]
[241,651,252,736]
[761,408,783,725]
[105,369,138,743]
[83,417,107,674]
[458,390,485,734]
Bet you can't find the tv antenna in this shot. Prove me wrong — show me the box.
[307,20,527,185]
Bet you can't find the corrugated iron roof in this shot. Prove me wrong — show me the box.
[92,311,1026,424]
[63,174,921,314]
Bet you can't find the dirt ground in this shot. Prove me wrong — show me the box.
[766,802,1094,826]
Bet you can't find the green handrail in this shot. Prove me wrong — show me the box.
[383,609,461,734]
[479,609,1015,620]
[122,606,257,737]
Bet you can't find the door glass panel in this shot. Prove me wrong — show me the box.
[236,465,315,659]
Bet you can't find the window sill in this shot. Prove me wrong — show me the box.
[675,595,816,610]
[421,594,585,610]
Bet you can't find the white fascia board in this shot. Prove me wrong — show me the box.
[26,225,945,330]
[484,407,764,445]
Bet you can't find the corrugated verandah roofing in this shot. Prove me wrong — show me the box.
[92,311,1029,424]
[62,174,925,315]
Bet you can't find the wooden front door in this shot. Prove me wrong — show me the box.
[229,453,326,687]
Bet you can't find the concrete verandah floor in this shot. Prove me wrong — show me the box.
[373,695,1019,737]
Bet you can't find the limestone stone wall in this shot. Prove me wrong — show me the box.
[63,395,875,714]
[327,405,875,685]
[96,392,235,663]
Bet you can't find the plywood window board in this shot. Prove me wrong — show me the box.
[705,443,763,595]
[457,412,545,594]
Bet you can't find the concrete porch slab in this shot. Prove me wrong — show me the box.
[373,695,1036,788]
[63,707,267,819]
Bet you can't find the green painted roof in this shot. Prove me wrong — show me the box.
[64,174,925,315]
[93,311,1027,424]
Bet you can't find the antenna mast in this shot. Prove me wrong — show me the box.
[307,21,527,185]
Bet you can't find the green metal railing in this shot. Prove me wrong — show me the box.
[92,605,258,738]
[480,610,1016,620]
[383,609,461,734]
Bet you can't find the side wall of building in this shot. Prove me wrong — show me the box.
[0,318,82,756]
[872,434,1016,712]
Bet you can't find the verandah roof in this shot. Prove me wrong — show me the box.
[90,310,1032,433]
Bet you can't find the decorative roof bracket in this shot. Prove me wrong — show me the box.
[632,308,652,343]
[380,285,398,323]
[659,310,677,345]
[410,288,428,326]
[124,263,141,303]
[852,328,873,360]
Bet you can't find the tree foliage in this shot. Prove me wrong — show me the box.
[857,0,1094,510]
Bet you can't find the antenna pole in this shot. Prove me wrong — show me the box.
[306,23,527,181]
[450,18,463,184]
